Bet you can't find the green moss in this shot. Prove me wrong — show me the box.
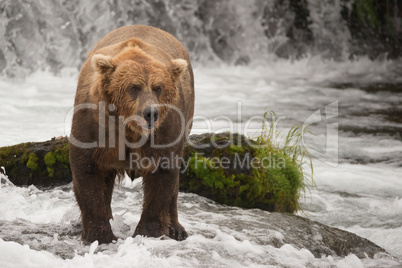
[227,145,244,154]
[0,146,20,165]
[55,144,70,165]
[43,145,70,177]
[255,149,303,212]
[44,152,57,167]
[47,167,55,177]
[0,146,12,158]
[0,143,30,164]
[26,153,39,171]
[355,0,379,29]
[187,154,237,203]
[185,145,304,212]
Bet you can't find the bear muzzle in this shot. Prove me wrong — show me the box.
[142,106,159,129]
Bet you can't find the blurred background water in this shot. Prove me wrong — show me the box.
[0,0,400,77]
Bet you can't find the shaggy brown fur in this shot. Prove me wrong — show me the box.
[69,25,194,244]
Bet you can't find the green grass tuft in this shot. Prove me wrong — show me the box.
[181,112,314,213]
[254,111,314,212]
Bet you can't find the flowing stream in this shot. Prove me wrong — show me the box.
[1,57,402,267]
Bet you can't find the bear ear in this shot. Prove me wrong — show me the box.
[91,54,115,74]
[169,59,188,81]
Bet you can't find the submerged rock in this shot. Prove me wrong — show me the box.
[265,213,384,258]
[0,206,387,259]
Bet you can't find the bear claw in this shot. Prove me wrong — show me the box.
[169,224,188,241]
[134,221,165,238]
[82,228,117,245]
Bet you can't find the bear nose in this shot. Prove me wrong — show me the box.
[143,106,159,125]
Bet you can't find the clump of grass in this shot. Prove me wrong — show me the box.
[180,111,314,213]
[254,111,314,212]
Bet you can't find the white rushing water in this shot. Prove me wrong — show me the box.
[2,0,400,77]
[0,57,402,267]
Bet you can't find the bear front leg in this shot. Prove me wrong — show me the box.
[134,168,187,240]
[168,182,188,241]
[73,170,117,244]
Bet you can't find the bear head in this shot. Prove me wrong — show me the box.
[90,44,188,136]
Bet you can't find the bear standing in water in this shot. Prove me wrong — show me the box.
[69,25,194,244]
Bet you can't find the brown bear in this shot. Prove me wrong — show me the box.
[69,25,194,244]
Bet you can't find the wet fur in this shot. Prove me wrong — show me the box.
[69,25,194,243]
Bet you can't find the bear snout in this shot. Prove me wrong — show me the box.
[143,106,159,128]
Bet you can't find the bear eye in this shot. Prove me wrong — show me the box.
[130,84,141,92]
[128,84,141,98]
[153,85,162,97]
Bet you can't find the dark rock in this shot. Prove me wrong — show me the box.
[0,137,71,187]
[266,213,384,258]
[341,0,402,59]
[0,209,387,259]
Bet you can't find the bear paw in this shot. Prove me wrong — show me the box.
[169,222,188,241]
[134,220,167,239]
[82,226,117,244]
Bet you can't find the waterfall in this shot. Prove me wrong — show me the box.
[0,0,400,77]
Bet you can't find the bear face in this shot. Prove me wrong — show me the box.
[90,46,188,135]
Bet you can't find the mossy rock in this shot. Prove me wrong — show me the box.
[180,133,304,213]
[341,0,401,58]
[0,137,71,187]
